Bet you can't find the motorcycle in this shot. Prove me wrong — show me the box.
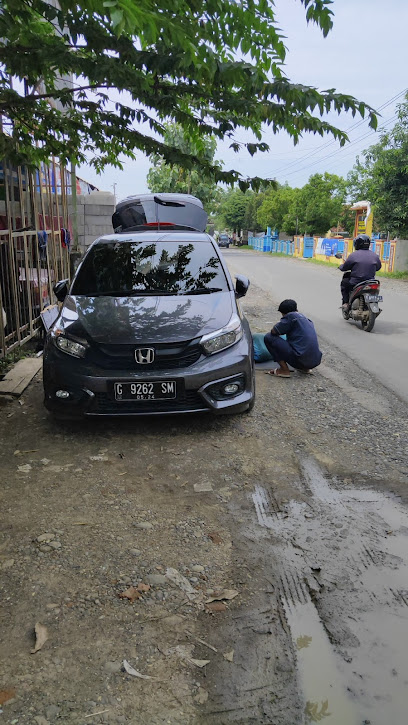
[335,254,383,333]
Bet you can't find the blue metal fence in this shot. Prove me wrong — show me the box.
[246,231,395,270]
[303,237,314,258]
[248,226,294,255]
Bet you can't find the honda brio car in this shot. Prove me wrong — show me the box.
[43,232,255,417]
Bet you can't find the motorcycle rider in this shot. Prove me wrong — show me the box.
[339,234,382,309]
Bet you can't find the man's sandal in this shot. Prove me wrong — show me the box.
[264,369,290,378]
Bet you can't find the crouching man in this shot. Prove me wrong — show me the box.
[264,299,322,378]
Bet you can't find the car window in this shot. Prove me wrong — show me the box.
[71,241,230,296]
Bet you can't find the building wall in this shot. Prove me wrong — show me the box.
[70,191,115,253]
[394,239,408,272]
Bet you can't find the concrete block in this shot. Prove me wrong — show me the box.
[85,204,114,215]
[84,214,112,226]
[85,225,111,236]
[83,191,115,205]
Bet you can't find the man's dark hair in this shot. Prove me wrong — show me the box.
[278,299,297,314]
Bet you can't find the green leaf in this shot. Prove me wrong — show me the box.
[0,0,378,190]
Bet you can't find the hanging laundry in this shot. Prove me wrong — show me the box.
[61,228,71,249]
[37,230,48,260]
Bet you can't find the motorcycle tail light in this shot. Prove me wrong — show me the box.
[367,283,379,289]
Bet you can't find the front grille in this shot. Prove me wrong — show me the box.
[88,342,202,371]
[89,390,207,414]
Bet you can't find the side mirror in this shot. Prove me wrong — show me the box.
[53,279,69,302]
[235,274,250,298]
[334,252,343,259]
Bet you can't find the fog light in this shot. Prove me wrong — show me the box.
[56,390,70,399]
[223,383,239,395]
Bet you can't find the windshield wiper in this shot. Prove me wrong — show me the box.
[186,287,223,295]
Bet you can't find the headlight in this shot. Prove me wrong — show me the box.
[55,335,87,358]
[201,315,243,355]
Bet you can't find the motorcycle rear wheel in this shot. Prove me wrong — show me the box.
[361,310,376,332]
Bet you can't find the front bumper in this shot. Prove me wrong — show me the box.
[43,337,254,417]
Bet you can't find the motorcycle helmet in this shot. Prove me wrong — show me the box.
[354,234,371,250]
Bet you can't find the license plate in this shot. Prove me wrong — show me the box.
[367,294,383,302]
[114,381,177,401]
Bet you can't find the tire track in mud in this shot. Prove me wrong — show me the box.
[251,457,408,725]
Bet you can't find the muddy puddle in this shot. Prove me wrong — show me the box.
[252,458,408,725]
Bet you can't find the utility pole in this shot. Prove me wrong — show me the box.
[112,183,117,203]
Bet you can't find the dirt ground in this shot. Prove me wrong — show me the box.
[1,283,407,725]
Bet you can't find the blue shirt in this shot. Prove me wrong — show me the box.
[273,312,322,368]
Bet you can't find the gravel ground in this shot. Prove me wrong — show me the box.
[0,279,407,725]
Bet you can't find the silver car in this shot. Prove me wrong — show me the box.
[43,231,255,417]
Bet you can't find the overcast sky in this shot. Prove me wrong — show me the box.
[77,0,408,201]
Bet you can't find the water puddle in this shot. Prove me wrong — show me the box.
[252,458,408,725]
[283,599,358,725]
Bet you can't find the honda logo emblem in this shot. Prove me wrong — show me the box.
[135,347,155,364]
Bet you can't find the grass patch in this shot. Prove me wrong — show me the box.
[301,257,338,268]
[267,251,294,258]
[377,269,408,279]
[299,257,408,278]
[236,246,290,257]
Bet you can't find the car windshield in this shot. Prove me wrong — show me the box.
[71,240,230,296]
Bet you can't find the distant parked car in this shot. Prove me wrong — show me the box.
[218,233,230,248]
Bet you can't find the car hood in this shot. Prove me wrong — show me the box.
[57,293,235,343]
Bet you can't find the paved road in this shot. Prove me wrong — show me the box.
[223,249,408,404]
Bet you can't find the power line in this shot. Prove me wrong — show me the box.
[271,88,407,178]
[323,119,399,174]
[281,113,398,181]
[272,89,405,177]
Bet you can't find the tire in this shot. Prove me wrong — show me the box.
[361,310,376,332]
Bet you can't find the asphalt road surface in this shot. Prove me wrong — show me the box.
[224,249,408,404]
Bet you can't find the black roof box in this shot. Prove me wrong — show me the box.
[112,193,208,233]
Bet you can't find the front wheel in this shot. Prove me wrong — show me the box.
[361,310,376,332]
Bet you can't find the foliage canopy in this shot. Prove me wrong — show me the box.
[0,0,377,188]
[147,124,221,211]
[217,190,251,233]
[257,173,350,235]
[348,97,408,237]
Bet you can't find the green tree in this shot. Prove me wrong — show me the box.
[257,184,299,233]
[243,189,269,232]
[147,124,221,211]
[348,97,408,237]
[0,0,377,187]
[218,189,250,233]
[297,172,347,235]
